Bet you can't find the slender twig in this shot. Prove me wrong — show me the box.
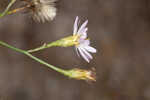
[27,36,76,53]
[0,41,69,76]
[27,41,58,53]
[0,0,16,17]
[0,41,96,81]
[7,6,29,15]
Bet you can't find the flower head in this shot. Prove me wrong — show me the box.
[28,16,97,62]
[66,68,96,82]
[73,16,97,63]
[23,0,57,22]
[48,16,97,62]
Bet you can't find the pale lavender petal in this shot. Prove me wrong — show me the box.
[73,16,79,35]
[80,33,87,39]
[83,39,90,46]
[80,48,93,60]
[80,27,88,35]
[83,28,88,34]
[78,20,88,34]
[78,39,90,47]
[75,47,80,57]
[80,28,88,39]
[78,48,90,63]
[84,46,97,53]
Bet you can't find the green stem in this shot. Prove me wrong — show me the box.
[27,35,76,53]
[0,41,25,53]
[25,53,68,75]
[0,41,69,76]
[0,0,16,17]
[27,40,60,53]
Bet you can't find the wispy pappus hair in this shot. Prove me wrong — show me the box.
[26,0,57,22]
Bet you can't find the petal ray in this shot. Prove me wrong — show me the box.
[84,46,97,53]
[73,16,79,35]
[78,48,90,63]
[78,20,88,34]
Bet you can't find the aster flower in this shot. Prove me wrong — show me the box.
[27,16,97,63]
[23,0,57,22]
[72,16,97,63]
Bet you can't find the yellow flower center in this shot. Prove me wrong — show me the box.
[72,34,80,45]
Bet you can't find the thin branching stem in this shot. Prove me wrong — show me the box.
[0,0,16,17]
[7,6,29,15]
[0,41,69,76]
[27,41,58,53]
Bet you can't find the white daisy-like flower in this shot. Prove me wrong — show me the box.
[73,16,97,63]
[23,0,57,22]
[27,16,97,62]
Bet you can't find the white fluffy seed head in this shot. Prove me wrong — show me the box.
[29,0,57,22]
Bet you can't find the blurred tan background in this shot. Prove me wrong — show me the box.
[0,0,150,100]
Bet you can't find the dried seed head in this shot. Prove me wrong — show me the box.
[67,68,96,82]
[24,0,57,22]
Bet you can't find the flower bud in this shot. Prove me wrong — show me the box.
[66,68,96,82]
[54,35,79,47]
